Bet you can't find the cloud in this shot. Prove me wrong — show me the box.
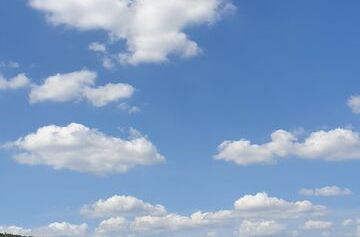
[348,95,360,114]
[29,0,235,65]
[299,186,353,197]
[88,42,107,53]
[118,103,141,114]
[0,61,20,69]
[83,83,134,107]
[81,195,167,219]
[0,222,87,237]
[8,123,165,175]
[0,73,31,90]
[233,192,326,218]
[238,220,285,236]
[33,222,88,237]
[0,225,32,235]
[303,220,333,230]
[215,128,360,165]
[92,193,325,236]
[29,70,134,106]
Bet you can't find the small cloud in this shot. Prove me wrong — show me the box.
[299,186,353,197]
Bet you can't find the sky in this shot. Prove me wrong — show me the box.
[1,0,360,236]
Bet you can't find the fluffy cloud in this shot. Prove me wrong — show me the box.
[83,83,134,107]
[215,128,360,165]
[0,73,31,90]
[299,186,353,197]
[29,0,235,65]
[0,222,87,237]
[29,70,134,106]
[303,220,333,230]
[81,195,167,218]
[233,192,326,219]
[33,222,88,237]
[9,123,165,175]
[92,193,325,236]
[238,220,285,236]
[348,95,360,114]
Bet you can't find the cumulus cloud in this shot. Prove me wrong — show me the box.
[299,186,353,197]
[348,95,360,114]
[303,220,333,230]
[29,70,134,106]
[238,220,285,236]
[33,222,88,237]
[91,193,325,236]
[81,195,167,219]
[29,0,235,65]
[0,73,31,90]
[233,192,326,218]
[8,123,165,175]
[215,128,360,165]
[83,83,134,107]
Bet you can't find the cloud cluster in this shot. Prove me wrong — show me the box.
[299,186,353,197]
[215,128,360,165]
[0,73,31,90]
[9,123,165,175]
[30,70,134,107]
[29,0,235,65]
[83,193,325,237]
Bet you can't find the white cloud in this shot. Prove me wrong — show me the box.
[234,192,325,218]
[215,128,360,165]
[29,0,235,65]
[81,195,167,219]
[29,70,96,103]
[0,222,87,237]
[33,222,88,237]
[238,220,285,236]
[89,42,107,53]
[83,83,134,107]
[92,193,325,236]
[299,186,353,197]
[9,123,165,175]
[118,102,141,114]
[303,220,333,230]
[0,225,32,235]
[348,95,360,114]
[0,73,31,90]
[29,70,134,106]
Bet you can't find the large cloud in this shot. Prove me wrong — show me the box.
[92,193,325,236]
[8,123,165,175]
[29,70,134,107]
[29,0,235,65]
[215,128,360,165]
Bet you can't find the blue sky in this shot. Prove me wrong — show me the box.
[1,0,360,236]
